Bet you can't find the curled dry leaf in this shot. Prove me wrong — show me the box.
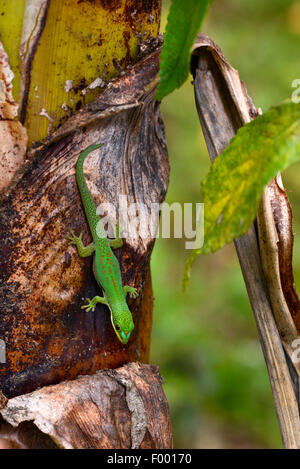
[0,41,27,192]
[258,176,300,343]
[268,178,300,331]
[191,33,300,339]
[191,33,300,449]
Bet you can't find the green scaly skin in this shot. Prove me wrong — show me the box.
[67,144,138,344]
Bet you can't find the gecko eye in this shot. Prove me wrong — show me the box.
[115,324,120,331]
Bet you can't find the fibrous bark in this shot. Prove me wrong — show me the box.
[0,0,171,451]
[0,363,173,449]
[0,43,169,398]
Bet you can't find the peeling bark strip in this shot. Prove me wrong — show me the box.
[0,363,173,449]
[0,45,169,398]
[19,0,50,124]
[0,41,27,191]
[191,34,300,448]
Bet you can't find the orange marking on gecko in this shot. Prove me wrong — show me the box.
[108,267,119,296]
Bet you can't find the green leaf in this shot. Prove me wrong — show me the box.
[183,100,300,291]
[155,0,211,100]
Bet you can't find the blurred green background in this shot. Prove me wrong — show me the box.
[150,0,300,449]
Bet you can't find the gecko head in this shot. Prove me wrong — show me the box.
[111,309,134,345]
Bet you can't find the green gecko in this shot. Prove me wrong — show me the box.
[67,144,138,345]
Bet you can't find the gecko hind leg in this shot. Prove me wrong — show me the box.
[123,285,139,299]
[67,229,95,257]
[81,296,108,312]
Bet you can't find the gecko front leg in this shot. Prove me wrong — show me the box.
[123,285,139,299]
[67,229,95,257]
